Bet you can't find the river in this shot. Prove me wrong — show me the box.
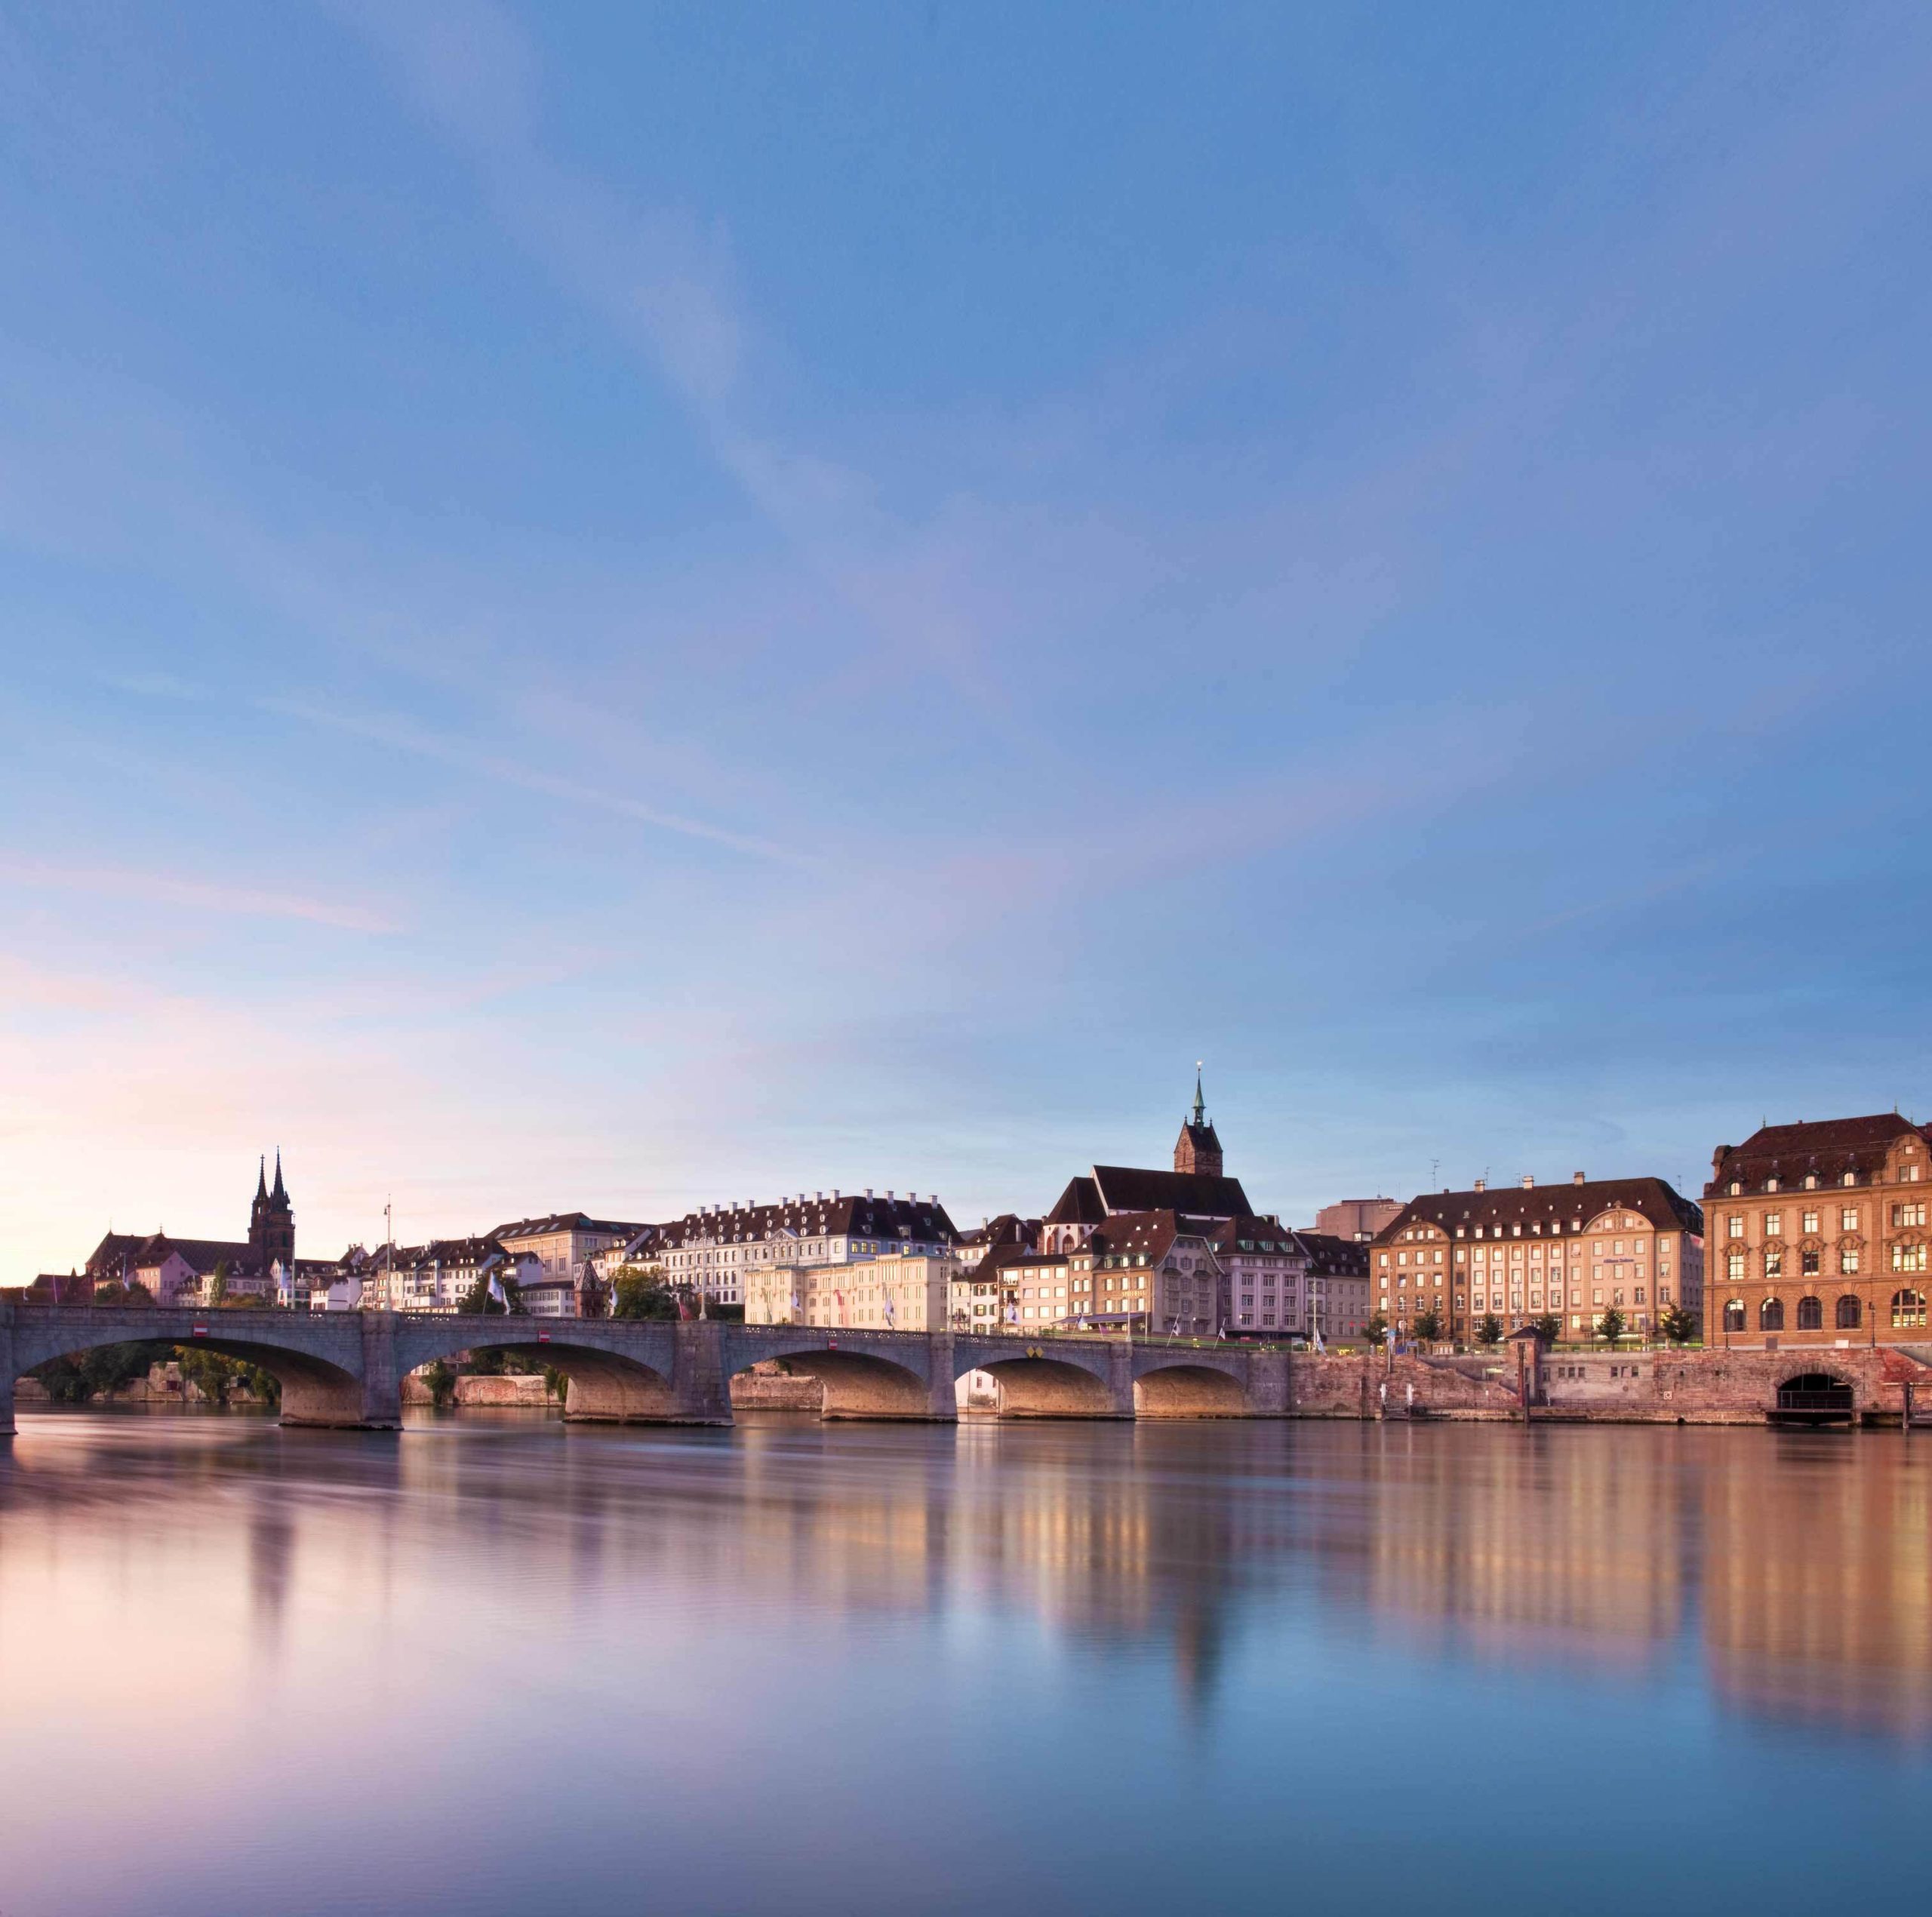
[2,1411,1927,1915]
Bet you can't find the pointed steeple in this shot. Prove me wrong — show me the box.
[1192,1063,1206,1128]
[272,1151,286,1202]
[256,1155,268,1202]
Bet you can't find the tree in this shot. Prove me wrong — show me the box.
[1363,1314,1389,1348]
[1412,1306,1446,1344]
[94,1279,155,1308]
[1657,1304,1698,1346]
[1597,1306,1626,1347]
[459,1271,521,1315]
[1476,1312,1504,1349]
[207,1260,229,1306]
[611,1266,679,1321]
[420,1359,457,1409]
[1531,1313,1562,1346]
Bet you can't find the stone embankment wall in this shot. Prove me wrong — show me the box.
[395,1363,822,1411]
[1290,1353,1524,1420]
[1292,1346,1932,1423]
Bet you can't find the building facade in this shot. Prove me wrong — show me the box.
[1297,1232,1371,1342]
[1374,1171,1704,1343]
[657,1191,957,1307]
[491,1213,648,1316]
[746,1252,952,1331]
[1313,1198,1401,1243]
[1705,1113,1932,1349]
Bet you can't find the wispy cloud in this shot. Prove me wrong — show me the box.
[257,694,806,865]
[0,859,396,934]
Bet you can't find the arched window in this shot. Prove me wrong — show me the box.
[1891,1289,1927,1330]
[1760,1297,1785,1332]
[1723,1299,1746,1332]
[1796,1296,1823,1331]
[1836,1295,1862,1329]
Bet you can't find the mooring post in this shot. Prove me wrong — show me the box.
[0,1303,14,1437]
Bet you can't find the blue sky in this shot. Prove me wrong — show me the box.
[2,3,1928,1276]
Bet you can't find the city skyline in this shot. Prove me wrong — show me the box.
[5,5,1932,1279]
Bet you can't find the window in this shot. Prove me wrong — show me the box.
[1892,1202,1927,1228]
[1727,1215,1745,1239]
[1892,1290,1927,1330]
[1801,1211,1820,1234]
[1726,1250,1746,1282]
[1844,1172,1860,1186]
[1841,1208,1860,1233]
[1836,1295,1862,1329]
[1723,1300,1746,1332]
[1764,1248,1783,1279]
[1893,1243,1928,1274]
[1760,1298,1784,1332]
[1841,1246,1860,1275]
[1801,1250,1821,1277]
[1804,1174,1818,1189]
[1797,1297,1823,1331]
[1764,1213,1783,1236]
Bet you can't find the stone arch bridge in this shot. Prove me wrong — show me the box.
[0,1303,1291,1431]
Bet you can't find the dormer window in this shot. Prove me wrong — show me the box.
[1844,1172,1860,1186]
[1766,1178,1779,1193]
[1730,1182,1743,1195]
[1804,1174,1818,1189]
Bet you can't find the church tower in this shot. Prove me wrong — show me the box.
[248,1152,295,1272]
[1174,1068,1224,1178]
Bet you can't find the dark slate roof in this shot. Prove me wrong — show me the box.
[1376,1177,1703,1244]
[1091,1165,1254,1219]
[1209,1217,1297,1256]
[1177,1120,1222,1155]
[1294,1231,1371,1278]
[88,1231,254,1276]
[1044,1177,1106,1226]
[1707,1114,1932,1195]
[491,1213,649,1241]
[1088,1210,1223,1265]
[378,1236,506,1269]
[955,1213,1039,1250]
[656,1192,956,1250]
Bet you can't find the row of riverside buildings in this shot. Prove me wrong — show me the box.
[38,1092,1932,1355]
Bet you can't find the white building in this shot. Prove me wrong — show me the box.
[657,1190,956,1308]
[746,1253,952,1331]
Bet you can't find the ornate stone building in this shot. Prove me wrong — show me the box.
[1705,1113,1932,1349]
[1374,1171,1704,1343]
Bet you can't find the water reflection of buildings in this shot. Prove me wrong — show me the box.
[1360,1428,1690,1675]
[1350,1426,1932,1741]
[1700,1436,1932,1737]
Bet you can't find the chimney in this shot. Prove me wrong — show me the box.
[887,1189,895,1201]
[1474,1178,1487,1192]
[865,1188,873,1200]
[815,1191,823,1202]
[1521,1174,1535,1189]
[1572,1170,1586,1186]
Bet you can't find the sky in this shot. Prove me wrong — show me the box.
[2,3,1929,1279]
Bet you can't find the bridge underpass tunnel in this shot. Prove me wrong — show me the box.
[968,1356,1124,1418]
[1133,1364,1248,1419]
[733,1349,936,1419]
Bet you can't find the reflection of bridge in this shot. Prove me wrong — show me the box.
[0,1303,1291,1431]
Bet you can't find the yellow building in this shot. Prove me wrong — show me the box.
[745,1253,952,1331]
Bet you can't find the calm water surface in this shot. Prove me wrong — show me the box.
[2,1412,1929,1916]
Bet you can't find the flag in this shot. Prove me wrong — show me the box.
[883,1293,894,1323]
[1313,1326,1326,1354]
[487,1272,509,1310]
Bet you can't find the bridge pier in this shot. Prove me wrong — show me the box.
[666,1322,734,1424]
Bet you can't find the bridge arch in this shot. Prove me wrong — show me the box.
[1132,1361,1248,1418]
[1770,1368,1857,1424]
[393,1320,681,1423]
[955,1346,1124,1417]
[14,1317,369,1427]
[722,1337,934,1419]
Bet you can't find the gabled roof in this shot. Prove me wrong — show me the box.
[1088,1209,1223,1266]
[492,1213,649,1241]
[1293,1230,1371,1278]
[1044,1177,1106,1226]
[1708,1114,1932,1195]
[89,1231,254,1277]
[1091,1165,1254,1219]
[1209,1217,1297,1256]
[955,1212,1038,1251]
[1375,1177,1703,1244]
[655,1192,957,1250]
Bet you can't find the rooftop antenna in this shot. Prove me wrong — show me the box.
[1430,1158,1440,1189]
